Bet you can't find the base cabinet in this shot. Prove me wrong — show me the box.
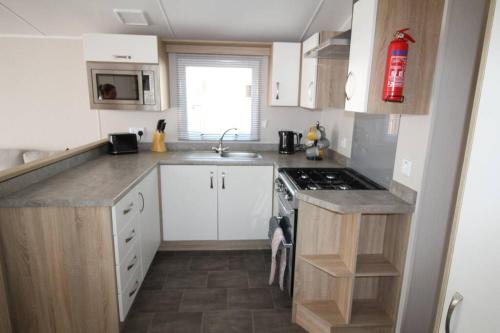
[161,165,273,241]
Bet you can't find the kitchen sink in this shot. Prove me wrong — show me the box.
[184,151,262,160]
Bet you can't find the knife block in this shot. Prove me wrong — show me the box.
[151,132,167,153]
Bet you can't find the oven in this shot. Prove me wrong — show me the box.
[86,62,161,111]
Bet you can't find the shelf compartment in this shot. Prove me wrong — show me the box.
[300,254,352,277]
[350,299,393,327]
[296,300,347,333]
[356,254,399,277]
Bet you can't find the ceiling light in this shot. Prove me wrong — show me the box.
[113,9,149,26]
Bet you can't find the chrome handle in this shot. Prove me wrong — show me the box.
[446,292,464,333]
[125,229,135,243]
[275,81,280,100]
[127,255,138,271]
[123,202,134,215]
[128,280,139,297]
[138,192,145,213]
[345,72,353,101]
[113,55,132,60]
[222,172,225,190]
[210,172,214,189]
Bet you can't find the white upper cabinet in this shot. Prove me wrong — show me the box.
[300,33,320,109]
[83,33,159,63]
[345,0,379,112]
[270,42,301,106]
[217,166,273,240]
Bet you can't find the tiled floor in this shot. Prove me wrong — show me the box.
[121,250,306,333]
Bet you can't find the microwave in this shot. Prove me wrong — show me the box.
[87,62,162,111]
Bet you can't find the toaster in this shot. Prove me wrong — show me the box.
[107,133,138,155]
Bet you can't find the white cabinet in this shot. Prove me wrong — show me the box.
[300,33,320,109]
[161,165,273,241]
[161,165,218,241]
[270,42,301,106]
[136,168,161,274]
[345,0,379,112]
[83,33,159,64]
[217,166,273,240]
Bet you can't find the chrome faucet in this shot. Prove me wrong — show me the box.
[212,128,237,155]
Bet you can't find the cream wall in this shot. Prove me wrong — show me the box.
[0,37,100,150]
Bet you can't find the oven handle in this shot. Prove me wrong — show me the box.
[278,197,295,216]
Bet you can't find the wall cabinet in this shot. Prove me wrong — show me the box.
[83,33,159,64]
[269,42,301,106]
[300,32,349,110]
[345,0,444,114]
[161,165,273,241]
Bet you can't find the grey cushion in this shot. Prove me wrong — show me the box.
[0,149,25,171]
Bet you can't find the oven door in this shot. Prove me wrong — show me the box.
[276,195,296,297]
[91,69,144,105]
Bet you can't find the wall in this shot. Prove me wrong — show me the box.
[0,37,100,150]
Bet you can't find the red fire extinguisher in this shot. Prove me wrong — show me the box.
[382,28,416,103]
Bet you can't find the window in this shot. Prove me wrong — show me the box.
[171,54,264,141]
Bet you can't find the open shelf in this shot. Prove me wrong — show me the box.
[356,254,400,277]
[300,254,352,277]
[350,299,393,327]
[296,300,347,331]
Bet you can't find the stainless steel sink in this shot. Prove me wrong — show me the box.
[184,151,262,160]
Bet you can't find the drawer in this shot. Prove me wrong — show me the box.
[117,264,142,321]
[114,213,139,264]
[112,188,139,235]
[116,241,142,293]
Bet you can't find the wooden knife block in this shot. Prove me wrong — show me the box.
[151,132,167,152]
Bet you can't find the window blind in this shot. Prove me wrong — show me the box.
[170,53,264,141]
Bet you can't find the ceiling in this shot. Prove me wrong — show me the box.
[0,0,352,42]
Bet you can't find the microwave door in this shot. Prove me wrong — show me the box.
[91,69,144,105]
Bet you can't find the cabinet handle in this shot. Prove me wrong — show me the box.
[113,55,132,60]
[345,72,353,101]
[128,280,139,297]
[127,255,138,271]
[308,81,314,101]
[123,202,134,215]
[222,172,225,190]
[275,81,280,100]
[138,192,145,212]
[210,172,214,189]
[125,229,135,243]
[445,292,464,333]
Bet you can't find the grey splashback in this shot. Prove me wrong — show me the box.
[350,113,400,188]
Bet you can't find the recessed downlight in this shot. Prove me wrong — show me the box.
[113,9,149,26]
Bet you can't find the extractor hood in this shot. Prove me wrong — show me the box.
[304,30,351,59]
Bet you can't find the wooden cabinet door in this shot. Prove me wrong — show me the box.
[217,166,273,240]
[345,0,378,112]
[300,33,320,109]
[161,165,218,241]
[270,42,301,106]
[137,168,161,276]
[83,33,159,63]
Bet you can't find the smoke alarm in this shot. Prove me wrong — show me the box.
[113,9,149,26]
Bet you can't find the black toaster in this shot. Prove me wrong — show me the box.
[107,133,138,155]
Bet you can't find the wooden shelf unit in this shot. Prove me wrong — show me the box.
[292,201,411,332]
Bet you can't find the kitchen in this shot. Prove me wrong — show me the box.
[0,0,498,332]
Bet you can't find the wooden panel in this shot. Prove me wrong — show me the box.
[165,43,270,56]
[358,215,386,254]
[353,277,380,300]
[0,262,12,333]
[297,301,346,332]
[350,299,393,327]
[338,213,361,273]
[356,254,399,277]
[300,255,352,277]
[367,0,445,114]
[333,327,393,333]
[0,207,119,333]
[316,31,349,109]
[383,214,411,272]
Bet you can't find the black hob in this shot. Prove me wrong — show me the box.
[280,168,385,191]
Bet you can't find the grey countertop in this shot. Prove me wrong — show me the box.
[0,150,414,214]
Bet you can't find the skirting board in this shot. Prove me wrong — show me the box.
[160,240,270,251]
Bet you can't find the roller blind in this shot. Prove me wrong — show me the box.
[170,53,264,141]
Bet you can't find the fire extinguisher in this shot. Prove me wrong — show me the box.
[382,28,416,103]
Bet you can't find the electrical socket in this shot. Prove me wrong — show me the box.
[129,127,145,137]
[340,137,347,149]
[261,120,268,129]
[402,159,412,177]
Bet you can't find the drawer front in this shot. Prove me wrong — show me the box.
[116,241,142,293]
[112,188,139,235]
[117,265,142,321]
[114,213,139,264]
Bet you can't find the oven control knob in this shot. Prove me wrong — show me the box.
[285,193,292,201]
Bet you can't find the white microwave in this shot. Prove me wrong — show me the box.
[86,62,162,111]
